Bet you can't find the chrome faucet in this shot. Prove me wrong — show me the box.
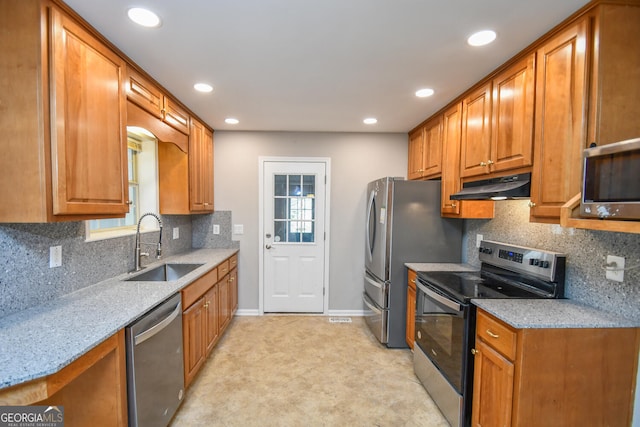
[135,212,163,271]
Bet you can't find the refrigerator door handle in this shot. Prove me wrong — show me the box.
[365,189,376,262]
[365,273,385,291]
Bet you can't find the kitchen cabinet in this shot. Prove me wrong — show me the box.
[471,309,639,426]
[189,119,215,212]
[460,83,493,178]
[181,253,237,388]
[0,0,129,222]
[531,2,640,223]
[407,117,443,180]
[529,18,589,223]
[406,269,417,349]
[441,103,495,218]
[126,66,190,135]
[0,331,127,427]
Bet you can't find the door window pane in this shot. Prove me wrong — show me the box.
[273,174,316,243]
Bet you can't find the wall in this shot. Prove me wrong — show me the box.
[213,131,408,313]
[0,215,192,318]
[464,200,640,322]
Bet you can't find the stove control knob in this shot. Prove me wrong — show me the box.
[529,259,535,265]
[541,261,550,268]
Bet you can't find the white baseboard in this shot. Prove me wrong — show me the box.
[235,309,261,316]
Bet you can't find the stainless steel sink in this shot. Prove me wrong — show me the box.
[126,263,204,281]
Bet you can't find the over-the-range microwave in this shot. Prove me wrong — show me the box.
[581,137,640,220]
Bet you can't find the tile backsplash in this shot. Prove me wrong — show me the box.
[463,200,640,322]
[0,213,236,318]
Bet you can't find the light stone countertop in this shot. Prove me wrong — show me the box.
[473,299,640,329]
[0,248,238,390]
[405,262,479,273]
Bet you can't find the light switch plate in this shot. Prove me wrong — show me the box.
[50,246,62,268]
[213,224,220,235]
[173,227,179,240]
[476,234,484,248]
[606,255,625,282]
[233,224,244,235]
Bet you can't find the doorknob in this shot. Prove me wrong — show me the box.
[265,244,272,249]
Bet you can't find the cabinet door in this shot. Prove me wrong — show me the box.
[126,67,163,119]
[203,128,215,209]
[204,285,219,354]
[491,53,535,173]
[218,275,230,333]
[183,299,206,388]
[407,128,425,180]
[164,98,190,135]
[189,119,214,212]
[50,8,129,216]
[229,268,238,316]
[530,19,588,222]
[461,83,492,178]
[422,116,443,178]
[471,339,515,427]
[442,103,463,215]
[405,270,416,349]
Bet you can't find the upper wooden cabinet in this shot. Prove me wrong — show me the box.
[408,117,443,180]
[441,103,495,219]
[189,119,215,213]
[460,83,493,178]
[529,19,589,223]
[126,67,190,135]
[0,1,130,223]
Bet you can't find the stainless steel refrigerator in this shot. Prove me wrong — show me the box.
[363,177,462,348]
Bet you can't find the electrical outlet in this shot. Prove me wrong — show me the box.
[233,224,244,235]
[173,227,179,240]
[476,234,484,248]
[213,224,220,235]
[50,246,62,268]
[606,255,625,282]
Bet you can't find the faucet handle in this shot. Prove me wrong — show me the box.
[156,243,162,259]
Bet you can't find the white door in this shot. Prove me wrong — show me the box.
[261,159,328,313]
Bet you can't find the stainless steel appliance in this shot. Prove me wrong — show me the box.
[581,137,640,220]
[414,240,566,426]
[126,293,185,427]
[363,177,462,348]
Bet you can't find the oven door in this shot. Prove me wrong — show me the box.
[414,279,468,394]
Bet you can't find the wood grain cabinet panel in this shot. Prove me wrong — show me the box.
[189,119,214,212]
[182,299,207,388]
[407,117,443,180]
[406,269,417,349]
[472,309,639,427]
[441,103,495,219]
[0,1,129,222]
[407,128,425,180]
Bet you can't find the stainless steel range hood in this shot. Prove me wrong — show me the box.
[450,173,531,200]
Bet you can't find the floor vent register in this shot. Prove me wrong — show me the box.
[329,317,352,323]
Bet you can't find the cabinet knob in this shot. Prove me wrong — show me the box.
[445,203,457,208]
[479,161,487,167]
[527,201,537,208]
[487,160,494,165]
[126,200,133,205]
[471,348,478,355]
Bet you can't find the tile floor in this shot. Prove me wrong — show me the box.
[170,315,449,426]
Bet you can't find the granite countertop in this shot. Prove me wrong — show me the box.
[0,248,238,390]
[473,299,640,329]
[405,262,479,273]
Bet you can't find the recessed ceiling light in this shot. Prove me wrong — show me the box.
[194,83,213,93]
[363,118,377,125]
[127,7,161,28]
[225,118,239,125]
[467,30,496,47]
[415,88,435,98]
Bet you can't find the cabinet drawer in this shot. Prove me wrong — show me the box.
[229,254,238,270]
[182,267,217,309]
[476,310,517,361]
[218,260,230,277]
[407,269,417,291]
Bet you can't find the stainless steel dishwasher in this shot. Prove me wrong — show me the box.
[126,293,185,427]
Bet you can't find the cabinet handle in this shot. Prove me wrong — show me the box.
[444,203,457,208]
[487,160,494,165]
[126,200,133,205]
[471,348,478,355]
[229,277,235,282]
[479,161,487,167]
[486,329,499,338]
[527,201,537,208]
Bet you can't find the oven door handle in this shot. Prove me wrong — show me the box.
[416,281,462,312]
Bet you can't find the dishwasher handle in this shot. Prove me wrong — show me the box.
[134,301,182,346]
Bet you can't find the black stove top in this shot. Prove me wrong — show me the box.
[416,240,566,303]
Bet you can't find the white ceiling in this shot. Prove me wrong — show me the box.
[64,0,589,133]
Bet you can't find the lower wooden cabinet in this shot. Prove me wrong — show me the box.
[406,269,417,349]
[181,253,238,388]
[0,331,127,427]
[472,309,640,427]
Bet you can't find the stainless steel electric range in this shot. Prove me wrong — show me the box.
[413,240,566,427]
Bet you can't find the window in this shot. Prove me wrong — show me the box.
[273,174,316,243]
[86,128,159,240]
